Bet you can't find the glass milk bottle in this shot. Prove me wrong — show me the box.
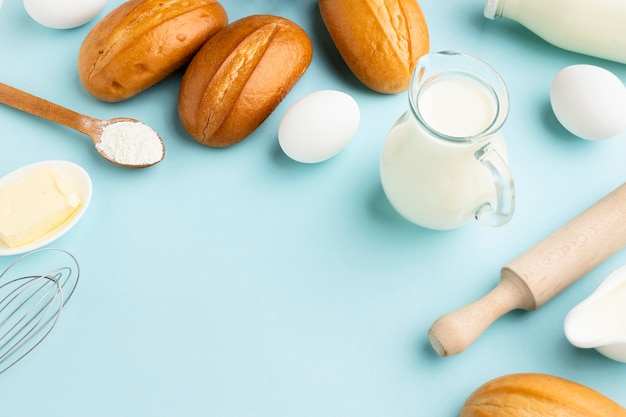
[380,51,515,230]
[484,0,626,64]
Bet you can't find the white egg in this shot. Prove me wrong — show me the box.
[23,0,107,29]
[279,90,360,163]
[550,64,626,140]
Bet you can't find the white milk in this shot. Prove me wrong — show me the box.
[565,265,626,362]
[485,0,626,64]
[380,76,508,230]
[569,282,626,343]
[418,77,497,137]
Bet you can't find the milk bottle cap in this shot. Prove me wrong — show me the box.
[484,0,500,19]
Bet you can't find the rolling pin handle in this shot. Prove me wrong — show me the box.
[428,275,533,356]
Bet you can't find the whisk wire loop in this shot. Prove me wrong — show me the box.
[0,248,79,375]
[0,275,63,370]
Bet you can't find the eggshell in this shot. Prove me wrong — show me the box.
[23,0,107,29]
[550,64,626,140]
[279,90,360,163]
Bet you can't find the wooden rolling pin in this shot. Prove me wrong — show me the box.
[428,182,626,357]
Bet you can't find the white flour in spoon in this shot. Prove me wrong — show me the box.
[97,121,164,166]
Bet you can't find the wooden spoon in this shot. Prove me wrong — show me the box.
[0,82,165,168]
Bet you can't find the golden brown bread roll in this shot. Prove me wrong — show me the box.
[78,0,228,102]
[178,14,313,148]
[319,0,429,94]
[460,373,626,417]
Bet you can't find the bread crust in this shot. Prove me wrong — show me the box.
[319,0,429,94]
[78,0,228,102]
[178,14,313,148]
[460,373,626,417]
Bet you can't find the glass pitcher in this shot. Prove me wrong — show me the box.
[380,51,515,230]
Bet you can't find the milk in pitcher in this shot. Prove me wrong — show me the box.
[380,51,515,230]
[381,75,508,230]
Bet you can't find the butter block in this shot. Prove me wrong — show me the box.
[0,165,81,248]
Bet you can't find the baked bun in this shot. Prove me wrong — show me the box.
[178,14,313,147]
[319,0,429,94]
[78,0,228,102]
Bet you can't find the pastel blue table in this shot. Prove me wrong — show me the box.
[1,1,625,415]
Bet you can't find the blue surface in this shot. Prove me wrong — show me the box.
[1,0,626,415]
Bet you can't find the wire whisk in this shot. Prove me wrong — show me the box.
[0,248,79,374]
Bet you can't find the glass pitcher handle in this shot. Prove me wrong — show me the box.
[473,143,515,227]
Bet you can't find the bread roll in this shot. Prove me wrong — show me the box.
[78,0,227,102]
[178,14,313,148]
[319,0,429,94]
[460,373,626,417]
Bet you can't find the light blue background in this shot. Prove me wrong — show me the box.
[1,0,626,415]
